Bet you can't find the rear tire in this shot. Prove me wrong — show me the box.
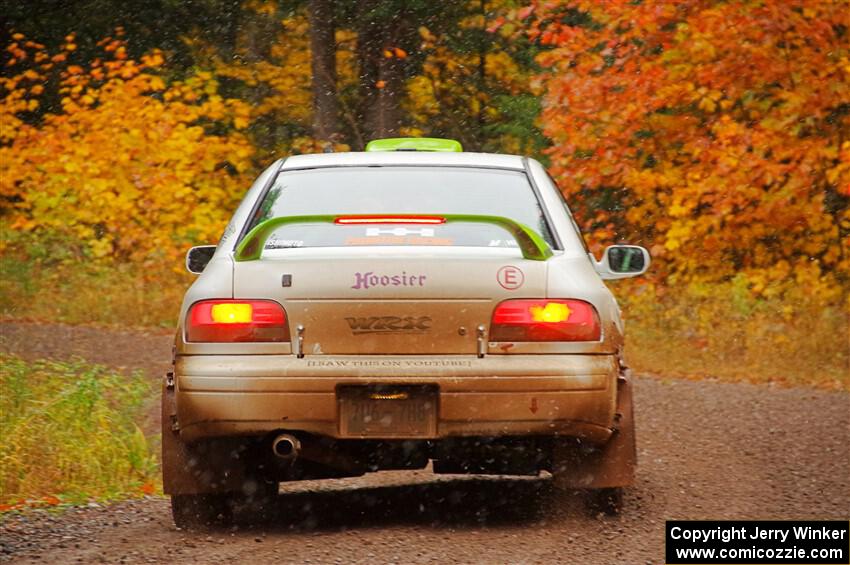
[231,478,279,524]
[171,493,231,529]
[585,487,623,516]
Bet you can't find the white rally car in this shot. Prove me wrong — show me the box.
[163,137,649,527]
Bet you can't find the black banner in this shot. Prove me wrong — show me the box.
[666,520,849,564]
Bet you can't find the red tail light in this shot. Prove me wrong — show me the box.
[334,215,446,225]
[186,300,289,342]
[490,299,601,342]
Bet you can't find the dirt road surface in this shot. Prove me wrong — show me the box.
[1,322,848,564]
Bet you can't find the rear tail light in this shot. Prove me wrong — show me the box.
[187,300,289,342]
[490,299,601,342]
[334,215,446,225]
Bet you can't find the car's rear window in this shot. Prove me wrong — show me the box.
[243,166,555,250]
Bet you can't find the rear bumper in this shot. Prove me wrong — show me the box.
[173,354,619,444]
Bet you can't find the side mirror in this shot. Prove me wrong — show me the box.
[186,245,216,274]
[595,245,650,280]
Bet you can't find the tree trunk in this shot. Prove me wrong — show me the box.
[240,7,275,63]
[372,40,404,139]
[308,0,340,143]
[356,2,403,143]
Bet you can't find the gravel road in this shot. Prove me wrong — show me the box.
[1,322,848,564]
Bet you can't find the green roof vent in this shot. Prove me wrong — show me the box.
[365,137,463,152]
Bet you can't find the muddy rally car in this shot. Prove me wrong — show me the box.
[163,137,649,527]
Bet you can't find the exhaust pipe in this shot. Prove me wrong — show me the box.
[271,433,300,461]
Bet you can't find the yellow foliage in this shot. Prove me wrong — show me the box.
[406,5,540,154]
[618,279,849,390]
[1,36,255,264]
[204,15,358,158]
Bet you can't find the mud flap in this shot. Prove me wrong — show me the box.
[161,380,251,495]
[552,373,637,488]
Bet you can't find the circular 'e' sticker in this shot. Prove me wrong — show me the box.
[497,266,524,290]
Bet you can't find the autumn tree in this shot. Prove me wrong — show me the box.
[523,0,850,299]
[335,0,465,142]
[406,0,547,154]
[2,0,244,71]
[0,34,254,263]
[182,1,534,151]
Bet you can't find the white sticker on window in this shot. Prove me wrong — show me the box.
[366,228,436,237]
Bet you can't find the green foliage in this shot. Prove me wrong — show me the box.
[403,1,549,156]
[0,356,158,505]
[483,93,549,158]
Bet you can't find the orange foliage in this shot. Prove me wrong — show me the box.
[1,35,255,263]
[525,0,850,299]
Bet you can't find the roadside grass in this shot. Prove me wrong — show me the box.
[0,229,190,329]
[618,281,849,390]
[0,355,159,509]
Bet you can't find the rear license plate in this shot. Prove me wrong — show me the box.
[338,385,438,438]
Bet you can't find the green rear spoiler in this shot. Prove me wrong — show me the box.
[234,214,553,262]
[365,137,463,152]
